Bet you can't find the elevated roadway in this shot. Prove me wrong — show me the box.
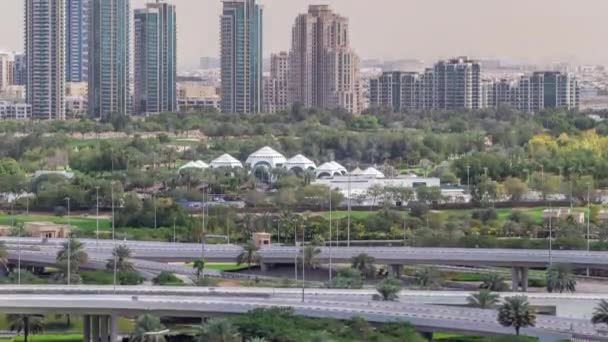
[0,291,603,342]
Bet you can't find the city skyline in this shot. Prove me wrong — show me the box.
[1,0,608,69]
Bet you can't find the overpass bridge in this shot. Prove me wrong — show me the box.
[0,289,603,342]
[6,237,608,291]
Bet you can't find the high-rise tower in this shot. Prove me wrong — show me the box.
[134,1,177,115]
[289,5,362,114]
[66,0,89,82]
[25,0,66,120]
[220,0,263,114]
[88,0,131,118]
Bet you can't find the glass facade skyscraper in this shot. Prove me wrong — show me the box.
[25,0,66,120]
[66,0,88,82]
[88,0,131,118]
[220,0,263,114]
[134,1,177,115]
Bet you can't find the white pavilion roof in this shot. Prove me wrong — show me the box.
[285,154,316,169]
[210,154,243,168]
[179,160,209,171]
[361,167,385,178]
[246,146,287,168]
[315,161,347,177]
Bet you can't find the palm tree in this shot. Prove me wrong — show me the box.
[375,277,402,301]
[546,263,576,293]
[196,319,240,342]
[0,241,8,273]
[467,289,499,309]
[592,299,608,326]
[56,237,89,273]
[193,259,206,282]
[480,272,509,292]
[497,296,536,336]
[350,253,376,279]
[107,244,135,273]
[7,314,44,342]
[236,240,260,270]
[131,314,167,342]
[414,266,442,289]
[300,245,321,270]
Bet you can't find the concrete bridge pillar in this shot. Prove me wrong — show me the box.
[83,315,91,342]
[419,332,433,341]
[388,265,401,278]
[511,267,529,292]
[260,263,270,272]
[85,315,117,342]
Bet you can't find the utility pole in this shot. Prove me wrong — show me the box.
[587,183,591,276]
[153,193,157,229]
[173,216,177,243]
[66,197,71,286]
[301,222,305,303]
[347,170,351,247]
[95,186,100,246]
[328,186,332,284]
[111,182,117,291]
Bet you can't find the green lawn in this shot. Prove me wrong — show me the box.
[0,214,111,232]
[0,315,133,335]
[205,263,249,272]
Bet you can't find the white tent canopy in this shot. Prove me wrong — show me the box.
[284,154,316,172]
[210,154,243,169]
[246,146,287,169]
[315,161,347,178]
[179,160,209,172]
[361,167,385,178]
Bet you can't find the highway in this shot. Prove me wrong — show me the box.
[5,236,608,269]
[0,291,603,342]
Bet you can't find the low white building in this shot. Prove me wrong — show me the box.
[284,154,316,173]
[179,160,209,172]
[246,146,287,170]
[0,101,31,120]
[210,154,243,169]
[315,162,347,178]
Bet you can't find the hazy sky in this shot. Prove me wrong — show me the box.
[2,0,607,68]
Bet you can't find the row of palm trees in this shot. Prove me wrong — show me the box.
[466,290,608,336]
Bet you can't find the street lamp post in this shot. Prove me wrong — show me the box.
[95,186,100,246]
[587,183,591,276]
[328,186,332,284]
[65,197,71,286]
[111,182,117,290]
[153,193,157,229]
[301,222,305,303]
[347,170,351,247]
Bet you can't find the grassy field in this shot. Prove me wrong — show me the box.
[205,263,249,272]
[0,214,111,231]
[0,314,134,335]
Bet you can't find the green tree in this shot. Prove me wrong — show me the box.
[331,268,363,289]
[502,177,528,202]
[546,263,576,293]
[299,245,321,270]
[592,299,608,326]
[196,319,240,342]
[480,272,509,292]
[107,244,135,273]
[56,237,88,273]
[193,258,206,282]
[7,314,44,342]
[0,241,8,273]
[350,253,376,279]
[467,289,499,309]
[497,296,536,336]
[236,240,261,270]
[349,316,373,340]
[375,277,401,301]
[131,314,166,342]
[414,266,442,289]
